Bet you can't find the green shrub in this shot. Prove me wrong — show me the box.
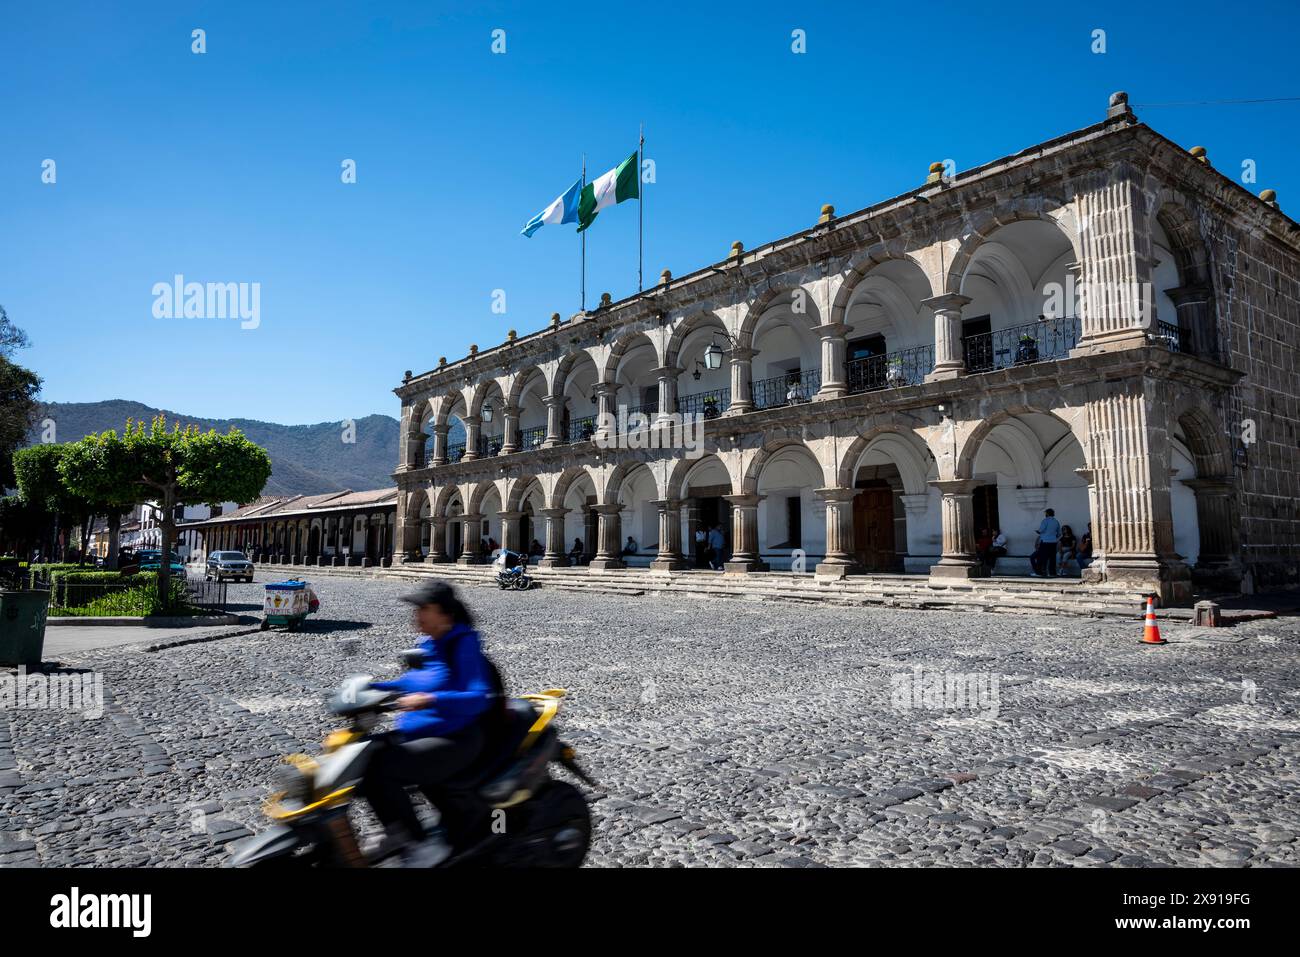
[49,573,193,617]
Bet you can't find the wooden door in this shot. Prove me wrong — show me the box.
[853,488,896,571]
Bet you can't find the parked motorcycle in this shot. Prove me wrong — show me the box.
[494,550,533,590]
[496,566,532,590]
[229,651,593,868]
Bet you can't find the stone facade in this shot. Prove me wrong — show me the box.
[391,94,1300,605]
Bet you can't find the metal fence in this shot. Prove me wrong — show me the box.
[963,316,1081,373]
[46,574,226,617]
[752,368,821,410]
[678,387,729,418]
[1154,320,1190,354]
[519,425,547,450]
[567,415,598,444]
[846,344,934,394]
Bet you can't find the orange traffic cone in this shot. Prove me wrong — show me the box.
[1141,597,1167,645]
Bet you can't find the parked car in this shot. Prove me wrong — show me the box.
[206,551,254,583]
[139,550,187,577]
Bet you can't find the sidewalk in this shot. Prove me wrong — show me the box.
[41,619,259,659]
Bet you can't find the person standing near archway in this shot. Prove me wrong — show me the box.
[1030,508,1060,578]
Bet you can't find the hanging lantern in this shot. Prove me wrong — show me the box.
[703,340,724,371]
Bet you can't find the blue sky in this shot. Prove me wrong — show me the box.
[3,0,1297,425]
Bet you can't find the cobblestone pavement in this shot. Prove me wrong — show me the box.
[3,576,1298,867]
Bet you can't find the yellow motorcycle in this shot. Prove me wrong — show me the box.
[230,652,593,868]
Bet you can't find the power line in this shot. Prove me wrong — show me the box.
[1133,96,1300,108]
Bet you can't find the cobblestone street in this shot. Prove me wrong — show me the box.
[3,575,1299,868]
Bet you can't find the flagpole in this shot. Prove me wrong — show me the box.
[581,153,586,312]
[638,123,644,292]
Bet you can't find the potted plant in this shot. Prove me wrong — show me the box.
[885,356,906,387]
[702,395,720,419]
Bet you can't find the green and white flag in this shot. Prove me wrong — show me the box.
[577,150,639,232]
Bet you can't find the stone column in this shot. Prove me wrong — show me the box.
[593,383,621,440]
[424,518,446,562]
[723,494,767,572]
[814,323,850,399]
[394,492,412,562]
[653,366,681,421]
[582,507,598,561]
[1072,171,1152,352]
[726,347,756,414]
[542,395,566,448]
[1165,284,1215,358]
[588,504,626,570]
[499,405,520,454]
[498,510,523,554]
[461,414,482,461]
[1085,385,1190,604]
[650,499,686,571]
[814,488,859,578]
[1182,477,1241,589]
[922,293,972,381]
[431,424,449,466]
[928,479,986,578]
[537,507,570,567]
[456,514,482,564]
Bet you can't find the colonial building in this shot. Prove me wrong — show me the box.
[391,93,1300,605]
[188,489,397,566]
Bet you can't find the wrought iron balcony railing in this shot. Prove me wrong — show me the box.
[621,402,659,425]
[845,344,934,394]
[963,316,1081,373]
[752,368,821,410]
[678,387,730,419]
[1153,320,1192,354]
[519,425,547,450]
[567,415,598,444]
[446,443,466,463]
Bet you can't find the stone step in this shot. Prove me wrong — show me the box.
[374,562,1161,619]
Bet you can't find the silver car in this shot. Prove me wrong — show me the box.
[206,550,254,583]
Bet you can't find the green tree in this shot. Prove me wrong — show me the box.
[60,416,272,602]
[12,443,103,565]
[0,306,42,490]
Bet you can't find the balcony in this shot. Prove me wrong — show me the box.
[678,387,729,419]
[567,415,597,444]
[446,442,466,462]
[846,344,934,394]
[963,317,1081,373]
[753,368,821,410]
[519,425,547,451]
[1153,320,1191,355]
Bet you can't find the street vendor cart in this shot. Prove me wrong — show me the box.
[260,579,320,631]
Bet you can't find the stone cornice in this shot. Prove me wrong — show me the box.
[395,117,1158,401]
[392,345,1240,490]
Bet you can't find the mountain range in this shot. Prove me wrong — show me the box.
[33,400,402,497]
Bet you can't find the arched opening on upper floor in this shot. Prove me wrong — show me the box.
[958,219,1079,373]
[842,257,936,394]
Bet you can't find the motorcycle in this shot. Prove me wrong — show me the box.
[494,552,533,590]
[229,651,594,868]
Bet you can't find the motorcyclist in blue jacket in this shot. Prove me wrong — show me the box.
[361,580,493,865]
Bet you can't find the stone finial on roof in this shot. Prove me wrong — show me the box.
[925,162,945,185]
[598,292,612,308]
[1190,145,1211,167]
[469,343,479,355]
[1107,90,1135,121]
[550,312,561,327]
[1261,189,1279,210]
[819,204,835,224]
[507,329,517,342]
[438,356,447,368]
[660,268,672,284]
[729,241,744,257]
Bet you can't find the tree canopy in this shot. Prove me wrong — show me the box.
[0,306,42,489]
